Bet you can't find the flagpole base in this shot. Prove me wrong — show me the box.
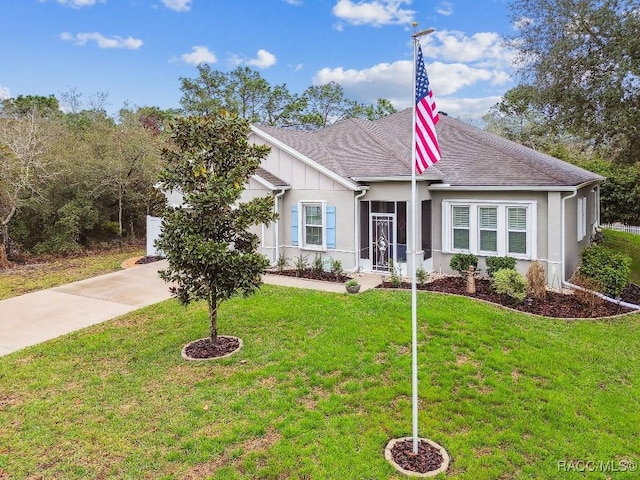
[385,437,450,477]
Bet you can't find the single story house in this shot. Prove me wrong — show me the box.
[148,108,603,288]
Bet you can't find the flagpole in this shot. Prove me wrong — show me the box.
[410,24,434,455]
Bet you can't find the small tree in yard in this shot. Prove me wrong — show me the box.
[156,113,277,352]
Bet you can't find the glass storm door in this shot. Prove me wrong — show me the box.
[371,213,396,272]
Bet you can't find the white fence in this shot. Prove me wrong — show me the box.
[601,223,640,235]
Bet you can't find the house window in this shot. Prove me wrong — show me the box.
[452,206,470,250]
[507,207,527,254]
[479,207,498,253]
[292,202,336,251]
[577,196,587,242]
[443,200,536,259]
[304,204,323,247]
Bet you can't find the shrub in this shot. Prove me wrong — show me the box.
[294,254,308,277]
[416,266,428,286]
[525,260,546,299]
[330,258,343,281]
[312,253,324,276]
[485,256,516,277]
[276,254,288,273]
[450,253,478,276]
[389,259,402,287]
[492,268,527,302]
[579,244,631,298]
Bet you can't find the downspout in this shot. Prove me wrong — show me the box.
[270,188,288,266]
[561,186,640,310]
[345,188,369,273]
[560,188,578,287]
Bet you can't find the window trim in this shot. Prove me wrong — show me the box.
[443,200,537,259]
[299,201,327,251]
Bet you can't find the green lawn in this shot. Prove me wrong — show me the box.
[602,228,640,285]
[1,286,638,479]
[0,247,145,300]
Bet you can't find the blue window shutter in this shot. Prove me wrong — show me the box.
[292,205,298,246]
[326,206,336,249]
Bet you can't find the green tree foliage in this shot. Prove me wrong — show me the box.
[506,0,640,164]
[179,66,396,130]
[156,114,277,346]
[581,160,640,225]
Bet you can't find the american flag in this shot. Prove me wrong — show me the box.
[414,45,441,174]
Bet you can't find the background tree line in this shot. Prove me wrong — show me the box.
[0,68,395,265]
[485,0,640,225]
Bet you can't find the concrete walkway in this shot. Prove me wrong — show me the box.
[0,261,382,357]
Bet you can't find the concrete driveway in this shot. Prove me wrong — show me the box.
[0,261,172,356]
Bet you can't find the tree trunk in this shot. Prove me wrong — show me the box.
[208,284,218,346]
[118,185,124,237]
[0,224,9,269]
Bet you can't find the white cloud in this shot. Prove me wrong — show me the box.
[283,0,303,5]
[332,0,415,26]
[246,49,277,69]
[513,16,534,30]
[0,85,10,100]
[181,46,217,65]
[436,1,453,16]
[60,32,143,49]
[436,96,502,118]
[54,0,104,8]
[420,30,515,68]
[161,0,191,11]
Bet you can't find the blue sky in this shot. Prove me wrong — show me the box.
[0,0,519,119]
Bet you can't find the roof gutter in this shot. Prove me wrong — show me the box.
[429,180,602,192]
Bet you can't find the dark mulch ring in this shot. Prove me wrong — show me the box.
[390,439,445,475]
[382,276,638,318]
[268,268,351,283]
[183,336,241,359]
[135,255,163,265]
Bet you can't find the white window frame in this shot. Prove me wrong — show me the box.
[299,201,327,251]
[442,200,537,260]
[478,206,499,254]
[452,205,470,250]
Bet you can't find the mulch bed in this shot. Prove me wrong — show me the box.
[268,268,351,283]
[390,439,445,474]
[183,336,241,359]
[382,276,637,319]
[135,255,163,265]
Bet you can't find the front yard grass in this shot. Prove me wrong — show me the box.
[0,246,145,300]
[1,286,639,479]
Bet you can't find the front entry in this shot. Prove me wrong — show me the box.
[371,213,396,272]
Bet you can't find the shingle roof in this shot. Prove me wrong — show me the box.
[255,108,602,188]
[254,167,289,188]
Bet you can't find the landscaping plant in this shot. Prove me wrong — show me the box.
[525,260,546,299]
[485,256,516,277]
[579,244,631,298]
[450,253,478,276]
[492,268,527,302]
[155,113,277,347]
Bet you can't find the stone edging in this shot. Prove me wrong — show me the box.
[384,437,450,477]
[181,336,243,361]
